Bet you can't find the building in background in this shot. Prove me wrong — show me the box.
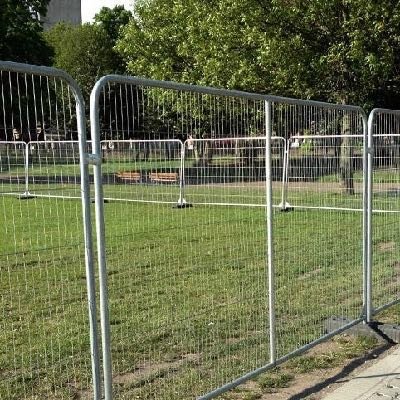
[42,0,82,29]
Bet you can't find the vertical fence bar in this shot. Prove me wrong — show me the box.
[365,112,373,323]
[76,100,102,400]
[23,143,30,197]
[280,138,290,211]
[265,100,276,364]
[90,79,113,400]
[176,140,187,207]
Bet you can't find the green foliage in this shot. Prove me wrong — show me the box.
[44,23,116,99]
[93,5,132,74]
[288,353,341,373]
[94,5,132,45]
[0,0,53,64]
[336,335,378,358]
[117,0,400,109]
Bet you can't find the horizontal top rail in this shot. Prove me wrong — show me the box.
[369,108,400,117]
[100,139,182,144]
[185,136,276,142]
[0,61,85,106]
[91,74,367,114]
[289,134,364,140]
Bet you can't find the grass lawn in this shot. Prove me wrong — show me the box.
[0,181,399,399]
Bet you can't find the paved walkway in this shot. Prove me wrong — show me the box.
[322,345,400,400]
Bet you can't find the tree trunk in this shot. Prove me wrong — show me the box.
[339,113,354,195]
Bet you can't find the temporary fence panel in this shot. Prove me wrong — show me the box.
[269,100,368,360]
[368,109,400,317]
[90,75,370,399]
[0,141,26,196]
[90,76,274,400]
[0,62,99,399]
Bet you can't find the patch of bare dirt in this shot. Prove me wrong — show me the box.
[113,353,201,386]
[378,241,396,252]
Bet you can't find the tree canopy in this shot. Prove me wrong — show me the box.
[0,0,53,64]
[45,23,117,99]
[117,0,400,109]
[94,5,132,46]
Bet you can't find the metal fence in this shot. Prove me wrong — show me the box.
[0,140,91,200]
[90,75,371,399]
[2,61,400,400]
[0,62,99,399]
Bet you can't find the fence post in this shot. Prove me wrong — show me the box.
[90,78,113,400]
[175,140,191,208]
[279,138,292,211]
[19,142,34,199]
[365,111,374,323]
[265,100,276,364]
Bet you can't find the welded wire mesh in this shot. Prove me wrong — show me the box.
[0,70,79,142]
[98,137,272,398]
[270,103,366,358]
[369,111,400,313]
[273,204,364,358]
[101,174,270,399]
[0,195,94,399]
[0,66,94,399]
[27,141,91,199]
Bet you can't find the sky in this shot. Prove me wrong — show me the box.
[81,0,134,23]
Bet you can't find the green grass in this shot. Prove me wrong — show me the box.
[318,168,400,184]
[0,182,399,399]
[0,159,182,178]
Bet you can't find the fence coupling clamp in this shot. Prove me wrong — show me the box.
[367,146,374,155]
[85,153,102,166]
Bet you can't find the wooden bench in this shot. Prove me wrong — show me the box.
[148,172,179,183]
[115,171,141,182]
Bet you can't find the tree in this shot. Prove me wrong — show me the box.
[94,5,132,73]
[0,0,53,64]
[94,5,132,46]
[45,23,116,100]
[117,0,400,107]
